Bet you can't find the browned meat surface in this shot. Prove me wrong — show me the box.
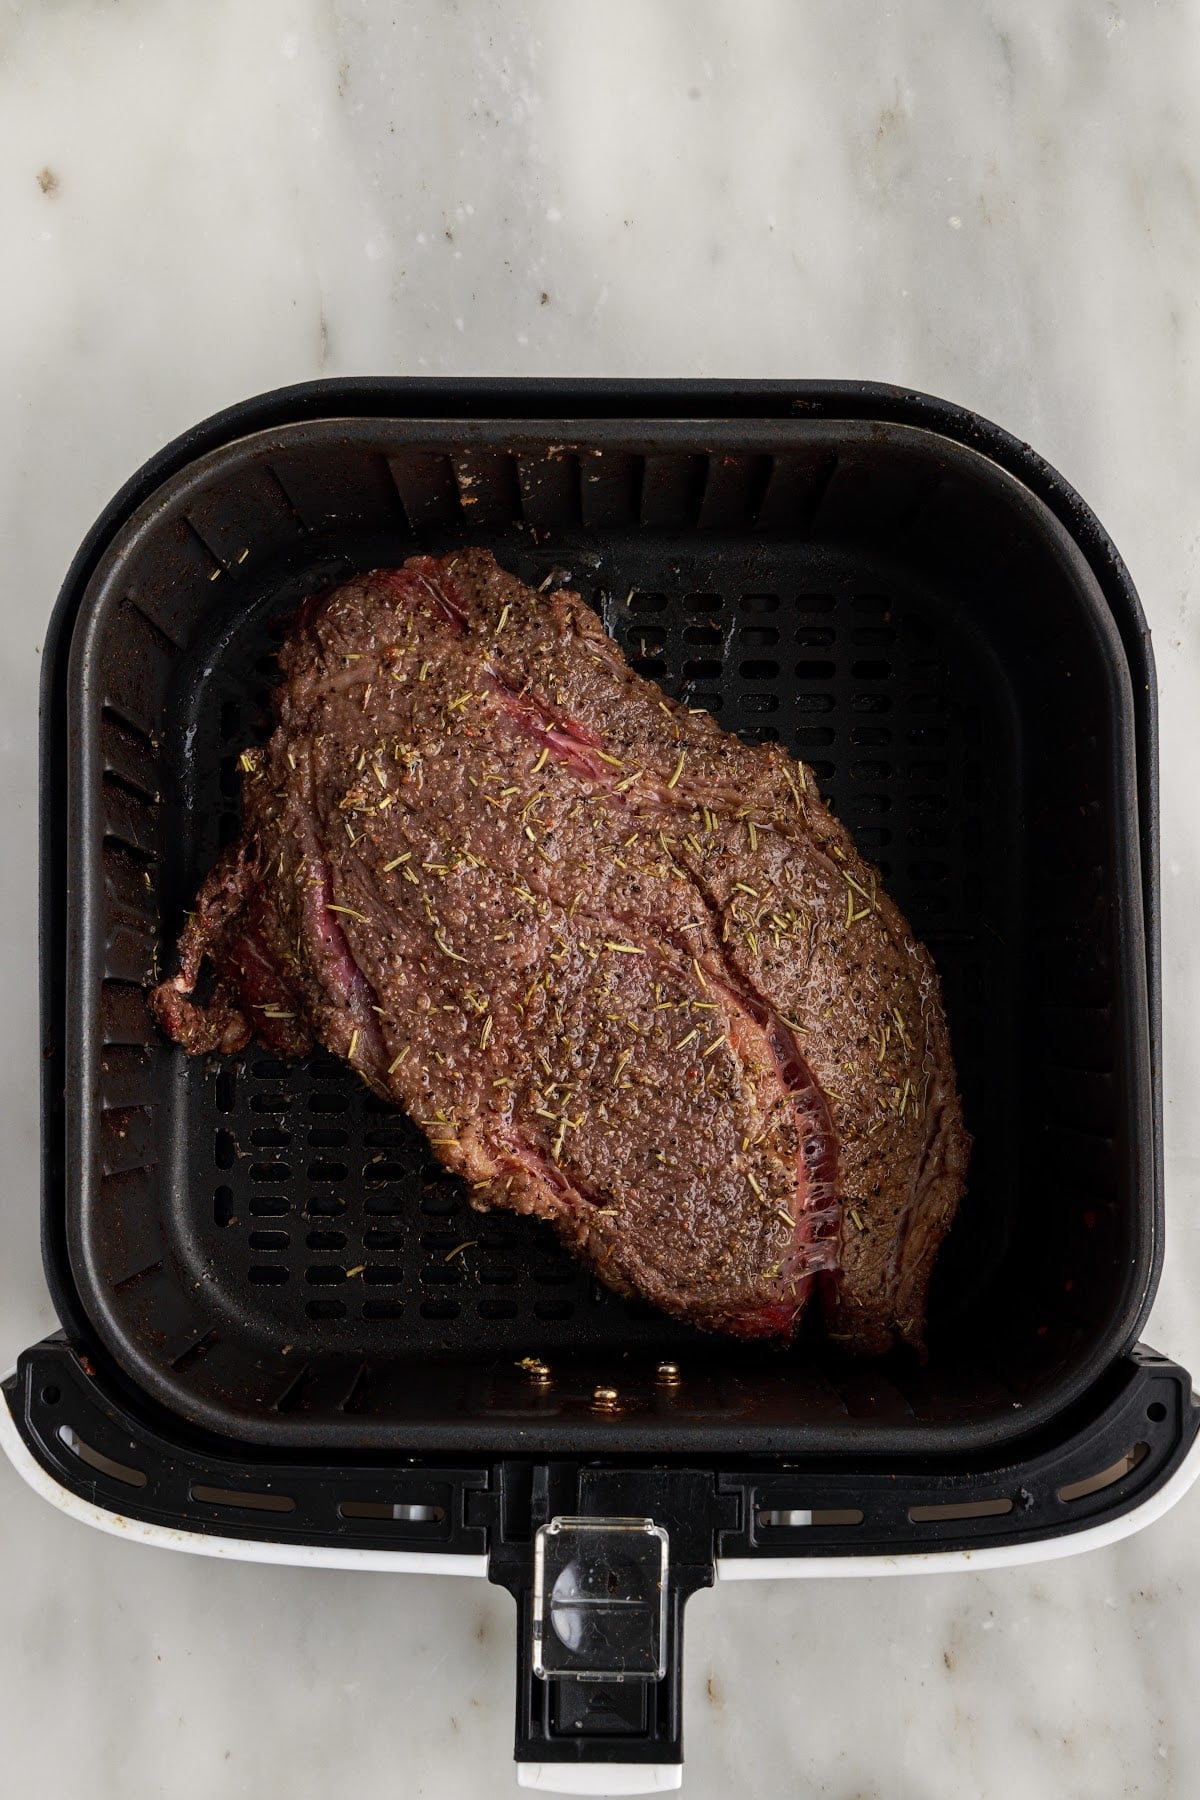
[149,550,969,1352]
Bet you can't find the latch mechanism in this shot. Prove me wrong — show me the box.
[532,1516,670,1682]
[488,1465,727,1790]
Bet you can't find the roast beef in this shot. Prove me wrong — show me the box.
[149,550,969,1353]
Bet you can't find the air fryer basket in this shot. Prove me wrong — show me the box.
[60,407,1155,1454]
[11,382,1197,1785]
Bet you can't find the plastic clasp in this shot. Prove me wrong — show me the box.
[531,1516,670,1682]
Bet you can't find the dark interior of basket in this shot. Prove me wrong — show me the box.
[67,418,1152,1452]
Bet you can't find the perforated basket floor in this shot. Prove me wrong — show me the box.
[62,411,1154,1451]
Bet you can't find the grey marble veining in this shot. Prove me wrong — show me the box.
[2,2,1200,1794]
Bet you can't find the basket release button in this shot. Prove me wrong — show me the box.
[531,1515,669,1682]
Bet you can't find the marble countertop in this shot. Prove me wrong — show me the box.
[3,2,1200,1794]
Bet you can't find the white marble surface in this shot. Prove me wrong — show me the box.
[3,2,1200,1794]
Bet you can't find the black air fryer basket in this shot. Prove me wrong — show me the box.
[8,381,1198,1791]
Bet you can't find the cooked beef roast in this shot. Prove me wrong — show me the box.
[150,551,969,1352]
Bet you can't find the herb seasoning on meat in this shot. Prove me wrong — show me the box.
[149,551,969,1353]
